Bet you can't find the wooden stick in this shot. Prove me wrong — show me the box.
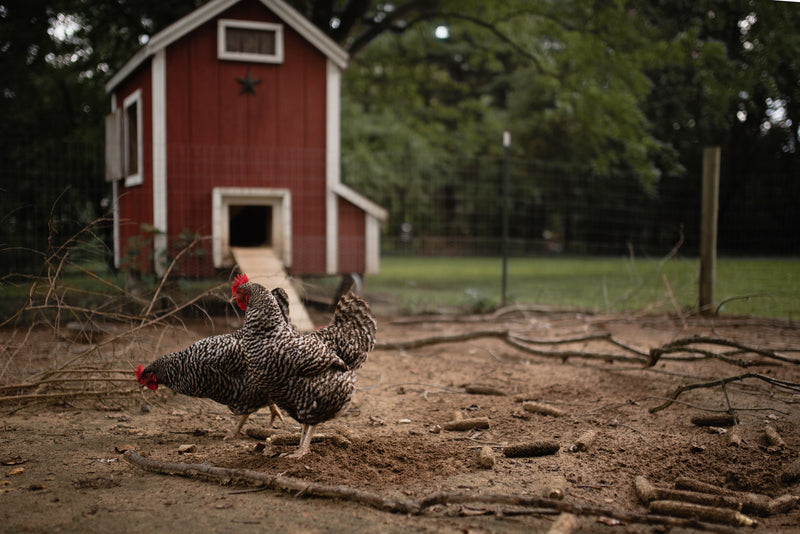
[503,441,560,458]
[648,336,800,367]
[0,389,140,403]
[648,500,755,526]
[443,417,490,431]
[375,330,649,364]
[673,477,771,516]
[374,330,508,351]
[690,414,736,427]
[650,373,800,414]
[634,476,742,511]
[764,425,786,448]
[121,451,746,532]
[768,495,799,515]
[522,401,567,417]
[464,385,506,396]
[727,425,743,447]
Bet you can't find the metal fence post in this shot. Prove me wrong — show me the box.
[501,130,511,306]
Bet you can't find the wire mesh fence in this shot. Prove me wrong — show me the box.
[0,140,111,278]
[1,140,798,311]
[343,151,799,259]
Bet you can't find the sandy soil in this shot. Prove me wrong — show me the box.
[1,299,799,533]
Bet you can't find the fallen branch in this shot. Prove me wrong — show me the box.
[375,330,649,364]
[122,451,746,532]
[389,304,587,325]
[648,336,800,368]
[649,373,800,413]
[671,477,796,517]
[374,330,508,351]
[635,476,743,511]
[0,389,140,403]
[505,335,646,364]
[648,501,755,527]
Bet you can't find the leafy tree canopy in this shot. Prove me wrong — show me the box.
[1,0,798,223]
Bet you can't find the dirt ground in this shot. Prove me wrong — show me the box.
[2,296,800,533]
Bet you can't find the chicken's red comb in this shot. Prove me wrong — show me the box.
[135,364,144,382]
[232,273,249,295]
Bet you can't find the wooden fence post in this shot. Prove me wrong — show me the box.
[698,147,721,315]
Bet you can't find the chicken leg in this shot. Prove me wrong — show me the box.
[225,414,251,440]
[278,423,316,458]
[267,403,284,427]
[225,404,284,440]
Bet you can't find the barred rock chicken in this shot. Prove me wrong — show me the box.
[231,278,376,458]
[134,278,290,439]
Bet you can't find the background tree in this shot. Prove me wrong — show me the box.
[1,0,798,270]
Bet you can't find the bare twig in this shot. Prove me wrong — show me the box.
[648,336,800,367]
[140,236,208,324]
[374,330,508,350]
[122,451,747,532]
[649,373,800,413]
[0,389,139,403]
[390,304,588,325]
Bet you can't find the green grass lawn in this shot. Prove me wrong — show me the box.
[365,256,800,319]
[4,255,798,322]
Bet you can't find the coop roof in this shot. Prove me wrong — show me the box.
[335,183,388,222]
[106,0,349,93]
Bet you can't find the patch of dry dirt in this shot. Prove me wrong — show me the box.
[2,304,799,533]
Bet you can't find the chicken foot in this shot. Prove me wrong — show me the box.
[226,404,285,440]
[278,423,317,458]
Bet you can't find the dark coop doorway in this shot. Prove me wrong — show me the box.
[228,205,273,247]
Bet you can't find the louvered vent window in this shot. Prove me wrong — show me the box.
[218,19,284,64]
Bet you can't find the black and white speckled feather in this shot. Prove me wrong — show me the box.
[137,287,290,426]
[236,282,376,429]
[311,292,376,371]
[140,334,257,415]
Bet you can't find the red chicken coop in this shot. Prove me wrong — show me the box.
[104,0,386,279]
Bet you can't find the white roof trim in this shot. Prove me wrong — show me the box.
[334,183,388,223]
[106,0,348,93]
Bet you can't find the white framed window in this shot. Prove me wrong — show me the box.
[218,19,284,64]
[122,89,143,187]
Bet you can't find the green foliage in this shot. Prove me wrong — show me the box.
[2,0,798,267]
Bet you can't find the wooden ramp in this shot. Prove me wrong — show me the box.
[230,247,314,332]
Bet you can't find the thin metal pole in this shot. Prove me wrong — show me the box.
[501,130,511,306]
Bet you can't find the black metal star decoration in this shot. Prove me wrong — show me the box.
[236,68,261,95]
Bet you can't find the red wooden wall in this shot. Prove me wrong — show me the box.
[163,0,329,276]
[114,64,154,272]
[338,197,366,274]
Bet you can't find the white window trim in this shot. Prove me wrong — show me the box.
[217,19,284,64]
[123,89,143,187]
